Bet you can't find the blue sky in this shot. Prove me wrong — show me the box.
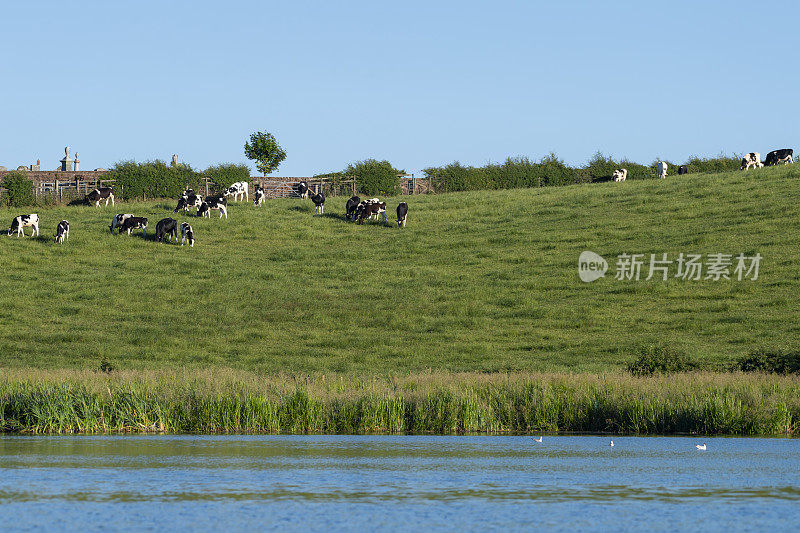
[1,0,796,176]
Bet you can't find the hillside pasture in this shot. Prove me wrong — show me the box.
[0,165,799,373]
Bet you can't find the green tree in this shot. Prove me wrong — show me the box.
[244,131,287,175]
[345,159,402,196]
[2,172,36,207]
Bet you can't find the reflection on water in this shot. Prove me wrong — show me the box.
[1,435,799,531]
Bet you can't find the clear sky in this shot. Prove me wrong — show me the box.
[1,0,796,176]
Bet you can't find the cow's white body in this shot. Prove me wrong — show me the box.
[741,152,763,171]
[224,181,249,202]
[8,214,39,237]
[612,168,627,182]
[657,162,667,179]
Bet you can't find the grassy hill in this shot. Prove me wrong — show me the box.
[1,165,799,373]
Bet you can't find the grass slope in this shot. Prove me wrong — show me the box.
[1,165,799,373]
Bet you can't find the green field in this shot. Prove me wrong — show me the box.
[1,165,799,373]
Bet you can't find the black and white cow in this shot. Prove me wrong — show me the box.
[356,202,380,224]
[764,149,794,166]
[295,181,309,199]
[175,190,203,214]
[180,222,194,247]
[657,162,668,179]
[740,152,763,170]
[254,186,265,206]
[223,181,249,202]
[310,191,325,214]
[396,202,408,228]
[678,165,688,175]
[110,213,134,233]
[8,214,39,237]
[120,216,148,237]
[86,187,115,207]
[198,196,228,219]
[612,168,627,182]
[54,220,70,244]
[155,218,178,243]
[345,196,361,220]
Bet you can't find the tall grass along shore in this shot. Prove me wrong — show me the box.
[1,370,796,435]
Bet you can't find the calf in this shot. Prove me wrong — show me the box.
[612,168,627,182]
[254,186,265,206]
[54,220,70,244]
[345,196,361,220]
[86,187,115,207]
[175,191,203,214]
[120,216,148,237]
[180,222,194,247]
[198,196,228,219]
[8,214,39,237]
[397,202,408,228]
[110,213,134,233]
[310,191,325,214]
[155,218,178,243]
[764,149,794,166]
[296,181,309,199]
[657,161,668,179]
[740,152,763,170]
[223,181,249,202]
[678,165,688,175]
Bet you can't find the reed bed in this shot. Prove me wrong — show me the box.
[0,369,797,435]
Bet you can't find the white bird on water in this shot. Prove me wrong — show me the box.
[610,440,614,447]
[533,436,543,443]
[696,443,707,450]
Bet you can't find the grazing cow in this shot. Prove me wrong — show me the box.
[254,186,265,206]
[180,222,194,247]
[54,220,70,244]
[345,196,361,220]
[8,214,39,237]
[397,202,408,228]
[678,165,688,175]
[296,181,309,199]
[223,181,249,202]
[657,161,668,179]
[740,152,763,171]
[764,149,794,166]
[120,216,148,237]
[310,191,325,214]
[174,193,203,215]
[86,187,115,207]
[612,168,627,182]
[155,218,178,243]
[109,213,134,233]
[198,196,228,219]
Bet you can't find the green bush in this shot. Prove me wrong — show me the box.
[2,172,36,207]
[626,345,699,376]
[737,350,800,375]
[345,159,402,196]
[203,163,251,194]
[109,160,202,200]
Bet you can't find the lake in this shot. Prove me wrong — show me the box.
[0,435,798,531]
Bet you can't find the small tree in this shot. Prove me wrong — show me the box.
[244,131,287,176]
[2,172,36,207]
[345,159,402,196]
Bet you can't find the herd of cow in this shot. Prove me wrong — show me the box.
[4,179,409,245]
[610,148,794,182]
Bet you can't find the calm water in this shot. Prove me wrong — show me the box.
[0,435,798,531]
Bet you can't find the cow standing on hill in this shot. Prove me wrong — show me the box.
[345,196,361,220]
[198,196,228,219]
[155,218,178,243]
[110,213,134,233]
[120,216,148,237]
[678,165,688,175]
[8,214,39,237]
[397,202,408,228]
[764,149,794,166]
[612,169,627,182]
[310,191,325,214]
[180,222,194,246]
[657,162,668,179]
[224,181,249,202]
[254,186,265,206]
[86,187,115,207]
[296,181,309,199]
[54,220,69,244]
[740,152,763,171]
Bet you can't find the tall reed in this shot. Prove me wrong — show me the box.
[1,370,797,435]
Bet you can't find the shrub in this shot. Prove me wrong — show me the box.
[737,350,800,375]
[204,163,251,194]
[626,345,699,376]
[2,171,36,207]
[345,159,402,196]
[109,160,202,200]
